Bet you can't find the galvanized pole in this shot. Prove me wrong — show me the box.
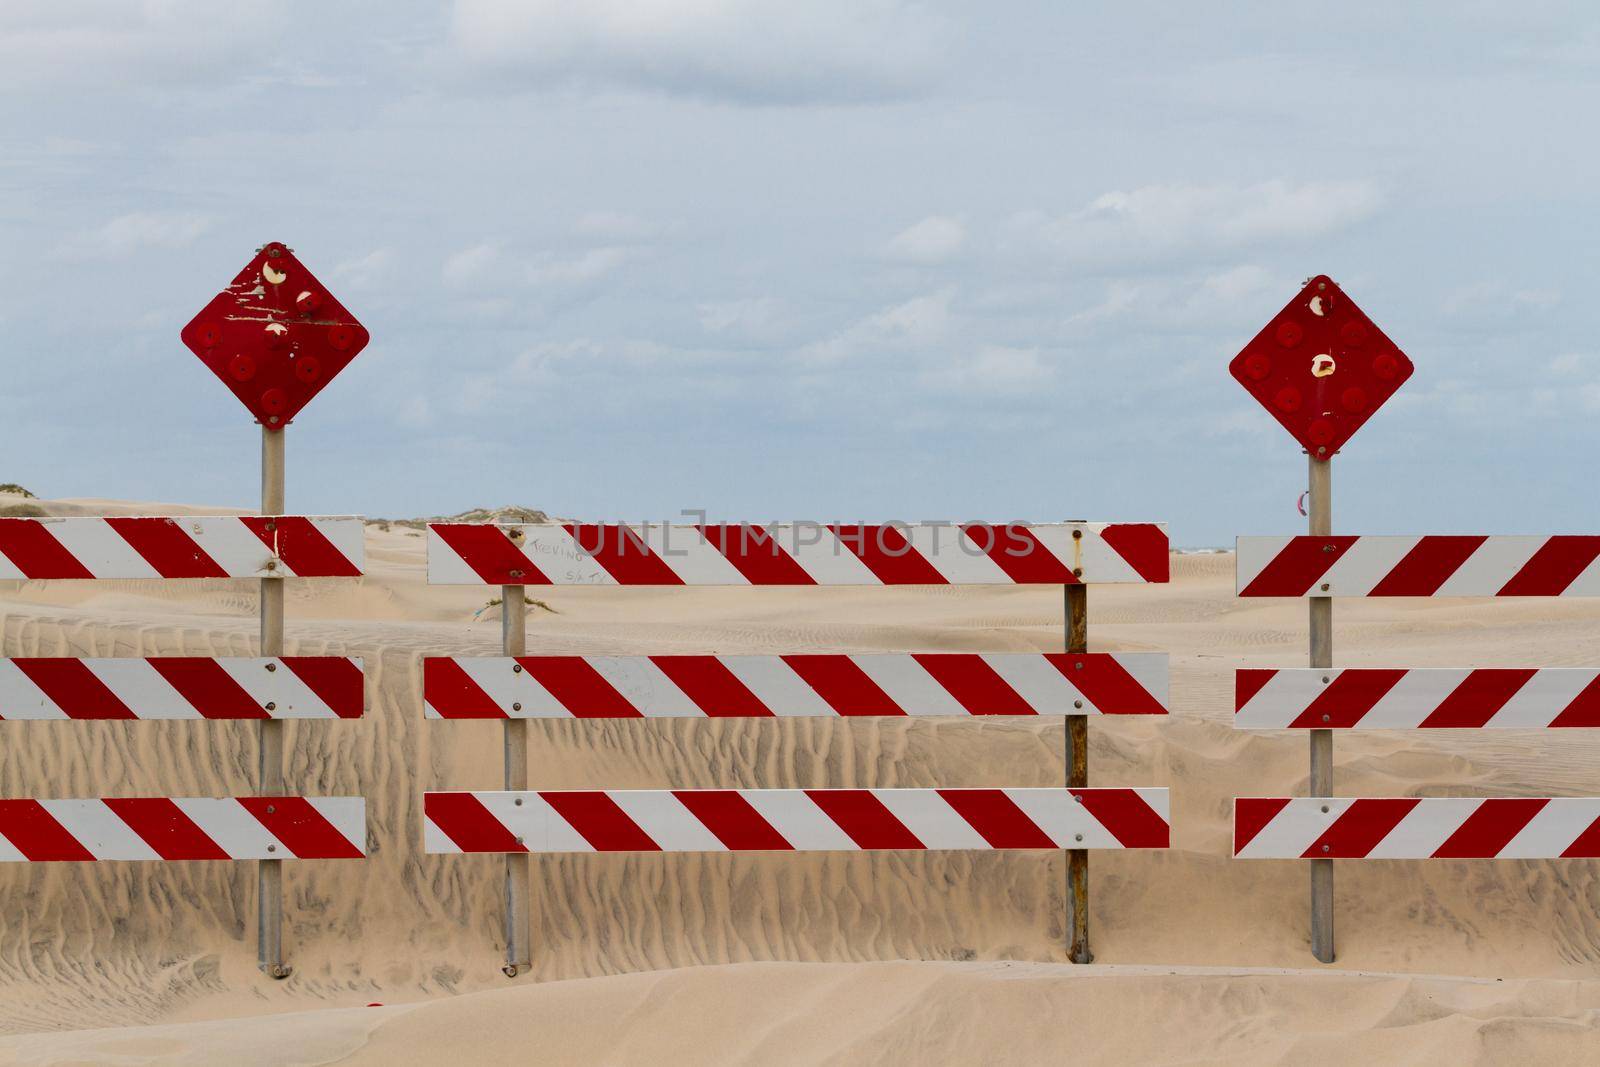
[502,576,531,977]
[1065,583,1091,963]
[1308,454,1334,963]
[258,426,288,978]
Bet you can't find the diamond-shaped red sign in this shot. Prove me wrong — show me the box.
[1230,275,1413,458]
[180,242,369,430]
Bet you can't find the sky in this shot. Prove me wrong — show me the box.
[1,1,1597,547]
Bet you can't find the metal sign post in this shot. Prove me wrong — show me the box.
[501,566,531,977]
[258,427,288,976]
[181,241,370,978]
[1306,454,1333,962]
[1065,583,1091,963]
[1229,274,1414,963]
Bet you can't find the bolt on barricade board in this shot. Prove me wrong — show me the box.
[1235,668,1600,729]
[0,656,364,719]
[1234,798,1600,859]
[0,516,364,579]
[426,521,1170,585]
[1236,535,1600,597]
[422,652,1169,719]
[424,789,1171,853]
[0,798,366,861]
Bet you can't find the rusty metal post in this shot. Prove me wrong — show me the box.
[1308,454,1334,963]
[257,426,288,978]
[1065,583,1091,963]
[502,574,531,977]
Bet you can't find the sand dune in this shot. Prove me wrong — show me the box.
[4,495,1600,1062]
[6,961,1600,1066]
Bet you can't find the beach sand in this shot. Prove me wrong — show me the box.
[3,494,1599,1064]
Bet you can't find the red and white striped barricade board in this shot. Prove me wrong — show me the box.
[0,797,366,861]
[426,522,1169,586]
[423,653,1168,719]
[1236,535,1600,597]
[1236,668,1600,729]
[1234,797,1600,859]
[0,657,364,720]
[424,788,1170,854]
[0,516,364,579]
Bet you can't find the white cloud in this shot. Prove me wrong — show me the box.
[56,212,212,260]
[509,339,656,377]
[442,242,636,289]
[442,242,503,286]
[1065,281,1144,327]
[1548,353,1600,414]
[882,215,966,264]
[1190,264,1282,305]
[573,211,675,242]
[921,344,1050,395]
[698,297,788,340]
[527,246,634,286]
[1442,282,1563,320]
[332,248,395,291]
[395,394,435,429]
[452,336,746,415]
[1012,180,1384,266]
[447,0,950,104]
[801,290,954,365]
[1050,267,1297,340]
[0,3,285,90]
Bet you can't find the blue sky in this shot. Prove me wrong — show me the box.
[2,2,1596,546]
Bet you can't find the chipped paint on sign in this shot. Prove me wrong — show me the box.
[179,242,370,429]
